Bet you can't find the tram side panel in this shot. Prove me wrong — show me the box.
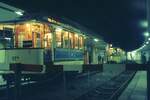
[54,48,84,61]
[0,49,45,72]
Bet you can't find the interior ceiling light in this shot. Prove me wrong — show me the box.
[15,11,23,16]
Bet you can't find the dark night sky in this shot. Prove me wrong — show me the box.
[1,0,147,51]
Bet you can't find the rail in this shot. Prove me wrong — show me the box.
[74,71,136,100]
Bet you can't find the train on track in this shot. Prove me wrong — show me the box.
[0,14,109,73]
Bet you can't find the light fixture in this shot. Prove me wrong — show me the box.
[144,32,149,37]
[15,11,23,16]
[26,23,30,27]
[74,34,78,37]
[55,27,62,32]
[4,37,11,40]
[94,38,99,42]
[148,38,150,41]
[110,44,112,47]
[140,20,148,28]
[146,41,149,44]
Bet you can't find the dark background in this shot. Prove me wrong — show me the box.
[1,0,147,51]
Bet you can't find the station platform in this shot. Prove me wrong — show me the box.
[119,71,147,100]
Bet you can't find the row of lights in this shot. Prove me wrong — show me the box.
[131,20,148,52]
[144,32,150,45]
[141,20,149,46]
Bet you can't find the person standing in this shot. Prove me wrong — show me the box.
[98,55,102,64]
[141,53,146,64]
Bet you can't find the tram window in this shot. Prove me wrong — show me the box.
[0,25,3,30]
[3,27,13,32]
[56,29,62,48]
[44,25,52,48]
[15,24,31,47]
[69,32,74,49]
[79,36,83,49]
[15,23,45,48]
[63,31,69,48]
[74,34,79,49]
[44,33,52,48]
[31,23,42,48]
[2,24,14,31]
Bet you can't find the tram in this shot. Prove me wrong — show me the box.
[0,15,107,72]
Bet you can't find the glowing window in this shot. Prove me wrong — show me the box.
[63,31,69,48]
[44,33,52,48]
[69,32,74,49]
[56,29,62,48]
[74,34,79,49]
[15,22,45,48]
[44,24,52,48]
[15,23,31,47]
[79,36,83,49]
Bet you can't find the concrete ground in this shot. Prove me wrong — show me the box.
[119,71,147,100]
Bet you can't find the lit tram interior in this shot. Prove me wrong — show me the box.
[0,16,110,72]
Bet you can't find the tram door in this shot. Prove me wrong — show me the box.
[32,32,41,48]
[44,33,52,64]
[44,33,52,48]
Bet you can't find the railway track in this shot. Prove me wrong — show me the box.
[0,71,100,100]
[75,71,136,100]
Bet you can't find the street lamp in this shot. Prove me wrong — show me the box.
[146,41,149,44]
[94,38,99,42]
[144,32,149,37]
[140,20,148,28]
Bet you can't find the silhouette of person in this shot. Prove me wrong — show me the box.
[141,53,146,64]
[98,55,102,64]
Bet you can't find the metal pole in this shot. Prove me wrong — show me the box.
[14,63,22,100]
[63,72,67,100]
[147,65,150,100]
[5,74,11,100]
[147,0,150,99]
